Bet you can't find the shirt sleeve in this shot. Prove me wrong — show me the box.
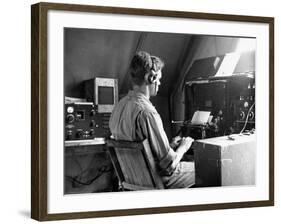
[136,110,178,175]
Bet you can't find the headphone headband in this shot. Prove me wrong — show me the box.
[144,56,156,84]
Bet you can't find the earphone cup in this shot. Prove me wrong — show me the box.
[148,74,154,84]
[148,70,157,84]
[145,71,157,84]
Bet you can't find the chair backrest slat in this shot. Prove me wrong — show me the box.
[106,139,164,190]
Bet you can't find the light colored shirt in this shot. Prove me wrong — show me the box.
[109,90,177,175]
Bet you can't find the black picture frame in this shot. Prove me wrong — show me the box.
[31,2,274,221]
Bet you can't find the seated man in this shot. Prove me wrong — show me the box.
[109,51,195,189]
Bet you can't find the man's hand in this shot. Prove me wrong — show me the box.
[178,136,194,153]
[170,136,182,149]
[172,136,194,166]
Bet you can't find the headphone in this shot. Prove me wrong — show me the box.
[145,56,158,84]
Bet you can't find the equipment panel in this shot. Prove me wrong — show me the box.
[65,102,111,140]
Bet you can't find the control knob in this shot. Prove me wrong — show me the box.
[76,130,83,139]
[239,110,245,120]
[66,130,73,140]
[90,129,95,137]
[249,111,255,120]
[66,114,75,123]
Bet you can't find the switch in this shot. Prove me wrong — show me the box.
[90,120,96,127]
[90,109,96,116]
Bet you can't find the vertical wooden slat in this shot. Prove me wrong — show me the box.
[142,139,165,189]
[115,147,154,188]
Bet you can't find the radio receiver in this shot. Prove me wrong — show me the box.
[65,102,111,140]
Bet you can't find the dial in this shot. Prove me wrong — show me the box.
[249,111,255,120]
[67,106,74,113]
[239,111,245,120]
[66,114,75,123]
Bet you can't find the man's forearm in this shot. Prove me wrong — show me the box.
[172,145,186,167]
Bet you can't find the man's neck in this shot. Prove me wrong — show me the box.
[132,85,150,99]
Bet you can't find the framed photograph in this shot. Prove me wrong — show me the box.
[31,2,274,221]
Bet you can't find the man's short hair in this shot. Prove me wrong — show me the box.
[129,51,164,85]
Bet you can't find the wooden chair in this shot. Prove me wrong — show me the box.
[106,139,165,191]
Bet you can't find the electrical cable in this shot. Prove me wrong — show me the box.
[70,150,99,183]
[66,165,113,186]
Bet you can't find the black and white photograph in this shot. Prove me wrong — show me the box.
[30,2,274,221]
[63,28,256,194]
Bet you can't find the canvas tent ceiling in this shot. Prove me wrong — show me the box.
[64,28,192,98]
